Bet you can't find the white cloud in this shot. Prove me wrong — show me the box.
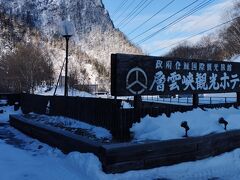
[141,0,235,55]
[169,0,234,33]
[142,34,204,56]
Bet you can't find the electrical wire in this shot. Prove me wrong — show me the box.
[116,0,148,27]
[130,0,200,41]
[114,0,137,22]
[112,0,129,18]
[120,0,154,29]
[149,16,240,54]
[136,0,215,44]
[128,0,176,36]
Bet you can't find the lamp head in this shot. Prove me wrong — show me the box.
[60,20,75,37]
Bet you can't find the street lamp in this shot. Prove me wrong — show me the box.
[60,20,75,96]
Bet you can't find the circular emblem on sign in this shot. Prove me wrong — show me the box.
[126,67,148,95]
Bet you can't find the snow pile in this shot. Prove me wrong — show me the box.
[2,137,240,180]
[64,152,106,180]
[35,86,95,97]
[0,105,22,122]
[0,140,82,180]
[229,54,240,63]
[121,101,133,109]
[2,104,240,178]
[131,107,240,141]
[30,114,112,139]
[0,99,7,105]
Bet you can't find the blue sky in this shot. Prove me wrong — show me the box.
[102,0,234,56]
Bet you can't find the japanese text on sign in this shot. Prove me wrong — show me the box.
[111,54,240,96]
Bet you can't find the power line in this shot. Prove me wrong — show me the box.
[136,0,213,44]
[128,0,176,36]
[130,0,200,41]
[114,0,137,22]
[120,0,154,29]
[136,0,215,44]
[117,0,149,27]
[112,0,129,18]
[149,16,240,54]
[116,0,147,27]
[137,0,214,44]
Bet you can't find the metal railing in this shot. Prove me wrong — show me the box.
[138,95,237,105]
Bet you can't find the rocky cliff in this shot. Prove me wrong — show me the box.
[0,0,142,89]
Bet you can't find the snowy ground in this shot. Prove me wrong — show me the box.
[131,107,240,141]
[35,86,94,97]
[2,105,240,179]
[1,125,240,180]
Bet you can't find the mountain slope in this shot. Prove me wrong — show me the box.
[0,0,142,89]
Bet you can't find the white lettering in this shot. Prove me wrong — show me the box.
[220,72,230,90]
[220,64,225,71]
[209,73,219,90]
[214,64,219,71]
[199,63,205,71]
[227,64,232,72]
[156,60,163,69]
[149,71,166,91]
[182,72,195,90]
[167,72,181,91]
[230,74,239,89]
[191,62,197,71]
[166,61,172,70]
[207,63,212,71]
[196,73,208,90]
[175,61,181,70]
[183,62,190,70]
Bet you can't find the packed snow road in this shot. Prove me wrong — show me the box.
[0,123,26,149]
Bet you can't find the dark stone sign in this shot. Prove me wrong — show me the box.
[111,53,240,96]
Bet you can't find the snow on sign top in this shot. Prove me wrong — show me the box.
[111,53,240,96]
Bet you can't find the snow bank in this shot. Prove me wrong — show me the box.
[2,105,240,179]
[0,105,22,122]
[35,86,95,97]
[229,54,240,63]
[2,136,240,180]
[0,140,82,180]
[64,152,107,179]
[121,101,133,109]
[131,107,240,141]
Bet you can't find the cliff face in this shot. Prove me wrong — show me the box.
[2,0,114,37]
[0,0,142,88]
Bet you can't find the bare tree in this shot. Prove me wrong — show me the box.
[0,43,54,93]
[68,66,79,89]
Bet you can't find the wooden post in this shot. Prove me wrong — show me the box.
[192,93,199,107]
[134,95,141,122]
[237,92,240,105]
